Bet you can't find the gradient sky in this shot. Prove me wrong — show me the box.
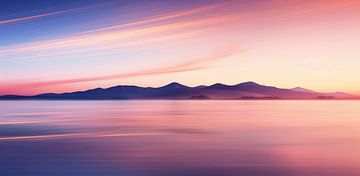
[1,0,360,95]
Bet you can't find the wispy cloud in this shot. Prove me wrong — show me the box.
[2,0,355,59]
[0,1,240,62]
[0,47,241,95]
[0,2,118,26]
[80,1,229,34]
[0,9,71,25]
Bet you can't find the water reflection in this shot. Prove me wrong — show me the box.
[0,100,360,175]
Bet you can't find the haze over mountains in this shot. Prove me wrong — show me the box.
[0,82,356,100]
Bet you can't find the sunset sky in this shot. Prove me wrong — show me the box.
[1,0,360,95]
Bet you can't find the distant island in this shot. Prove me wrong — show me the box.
[0,81,357,100]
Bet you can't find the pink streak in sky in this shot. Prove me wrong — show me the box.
[0,47,241,95]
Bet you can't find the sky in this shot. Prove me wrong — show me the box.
[1,0,360,95]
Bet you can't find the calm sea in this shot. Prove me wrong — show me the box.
[0,100,359,176]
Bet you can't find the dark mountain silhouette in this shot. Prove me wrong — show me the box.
[0,81,357,100]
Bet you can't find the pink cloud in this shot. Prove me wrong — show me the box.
[0,47,241,95]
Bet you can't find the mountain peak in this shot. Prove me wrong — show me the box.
[162,82,188,89]
[208,83,229,89]
[235,81,261,87]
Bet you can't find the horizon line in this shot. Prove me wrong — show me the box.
[1,81,358,97]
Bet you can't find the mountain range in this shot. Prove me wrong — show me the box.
[0,81,357,100]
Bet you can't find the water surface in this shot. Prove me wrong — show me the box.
[0,100,360,176]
